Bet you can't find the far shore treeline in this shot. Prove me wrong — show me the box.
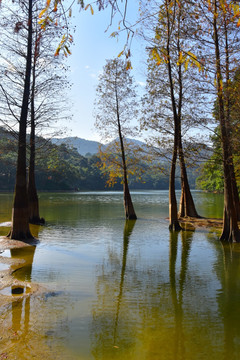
[0,128,197,192]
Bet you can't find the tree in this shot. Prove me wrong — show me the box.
[197,66,240,194]
[94,58,138,220]
[188,0,240,241]
[27,5,70,224]
[199,0,240,241]
[0,0,70,230]
[141,0,203,230]
[196,129,224,193]
[6,0,34,240]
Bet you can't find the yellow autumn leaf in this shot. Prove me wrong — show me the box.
[118,50,124,58]
[38,18,45,25]
[177,51,185,66]
[39,7,47,18]
[184,58,190,71]
[126,60,132,70]
[85,4,94,15]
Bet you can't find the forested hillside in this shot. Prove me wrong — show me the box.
[0,129,197,191]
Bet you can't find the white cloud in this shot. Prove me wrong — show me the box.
[137,81,146,87]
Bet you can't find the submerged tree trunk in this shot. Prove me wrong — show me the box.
[120,136,137,219]
[123,177,137,220]
[223,18,240,221]
[178,136,199,218]
[115,73,137,220]
[166,2,181,231]
[175,2,199,219]
[28,107,42,224]
[8,0,33,240]
[28,28,44,225]
[213,0,240,242]
[169,137,182,231]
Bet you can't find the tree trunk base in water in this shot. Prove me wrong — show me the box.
[8,207,34,241]
[169,221,182,231]
[219,229,240,243]
[29,217,45,225]
[7,230,34,241]
[126,213,137,220]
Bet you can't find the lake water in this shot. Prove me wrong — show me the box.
[0,190,240,360]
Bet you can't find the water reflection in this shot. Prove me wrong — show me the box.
[10,245,36,282]
[91,220,136,359]
[2,192,240,359]
[11,295,31,335]
[113,220,136,345]
[10,243,36,334]
[217,243,240,360]
[169,230,194,360]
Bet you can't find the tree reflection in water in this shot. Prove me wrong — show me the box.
[218,243,240,360]
[113,220,136,345]
[91,219,136,359]
[90,220,240,360]
[10,244,36,334]
[169,229,193,360]
[9,225,39,336]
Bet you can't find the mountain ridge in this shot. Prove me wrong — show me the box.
[51,136,145,156]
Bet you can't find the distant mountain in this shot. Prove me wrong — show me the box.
[51,136,146,156]
[51,137,103,156]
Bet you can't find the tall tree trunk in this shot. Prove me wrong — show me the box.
[28,96,41,224]
[166,0,181,231]
[169,139,182,231]
[178,136,199,218]
[213,0,240,242]
[120,136,137,219]
[115,72,137,220]
[28,28,44,225]
[223,18,240,221]
[8,0,33,240]
[118,118,137,220]
[175,4,199,219]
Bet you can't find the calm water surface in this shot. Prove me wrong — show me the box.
[0,190,240,359]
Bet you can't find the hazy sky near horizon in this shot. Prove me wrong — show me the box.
[63,1,146,142]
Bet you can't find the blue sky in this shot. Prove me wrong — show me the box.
[63,0,146,142]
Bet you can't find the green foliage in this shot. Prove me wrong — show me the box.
[197,65,240,193]
[196,127,224,193]
[0,128,199,192]
[196,161,224,193]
